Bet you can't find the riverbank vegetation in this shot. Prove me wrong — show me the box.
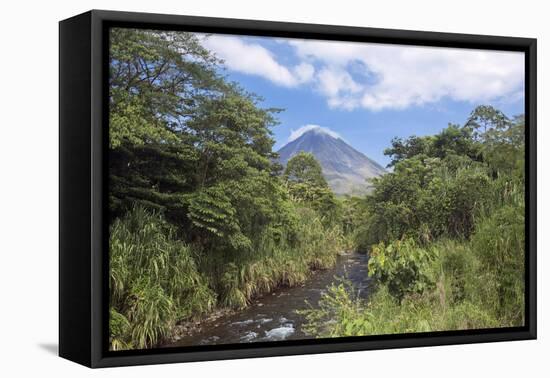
[300,107,525,336]
[108,29,345,350]
[108,28,525,350]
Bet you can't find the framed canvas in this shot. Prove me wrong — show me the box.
[59,10,537,368]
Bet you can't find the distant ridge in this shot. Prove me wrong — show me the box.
[277,127,386,195]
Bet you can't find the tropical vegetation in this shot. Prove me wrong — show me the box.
[108,28,346,350]
[108,28,525,350]
[300,107,525,336]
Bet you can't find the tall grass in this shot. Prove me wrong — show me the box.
[109,207,215,350]
[199,207,344,309]
[109,206,345,349]
[470,204,525,326]
[300,203,525,337]
[299,280,499,338]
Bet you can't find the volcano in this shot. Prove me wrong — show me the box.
[277,127,386,195]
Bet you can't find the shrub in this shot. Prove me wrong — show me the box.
[368,239,437,301]
[299,236,511,339]
[299,280,499,338]
[298,281,367,338]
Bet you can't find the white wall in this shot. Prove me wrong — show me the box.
[0,0,546,376]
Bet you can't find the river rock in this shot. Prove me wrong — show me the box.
[265,326,295,340]
[240,331,258,342]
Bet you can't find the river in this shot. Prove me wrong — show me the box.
[165,252,371,347]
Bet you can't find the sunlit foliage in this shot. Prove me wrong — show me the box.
[301,105,526,337]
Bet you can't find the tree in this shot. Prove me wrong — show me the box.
[466,105,524,176]
[109,28,224,148]
[356,105,524,251]
[108,29,295,257]
[384,124,480,168]
[384,135,433,167]
[283,152,328,187]
[283,152,339,225]
[465,105,511,142]
[431,124,481,161]
[357,145,491,248]
[108,29,224,218]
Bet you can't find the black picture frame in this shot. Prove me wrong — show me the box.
[59,9,537,368]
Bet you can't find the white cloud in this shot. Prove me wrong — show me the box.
[199,34,524,112]
[293,62,315,83]
[317,66,362,110]
[289,39,525,111]
[201,35,314,87]
[288,124,342,142]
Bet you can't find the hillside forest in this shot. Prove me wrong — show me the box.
[108,28,526,350]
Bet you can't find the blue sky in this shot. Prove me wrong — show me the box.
[198,33,525,167]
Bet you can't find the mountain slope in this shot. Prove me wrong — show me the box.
[277,127,386,195]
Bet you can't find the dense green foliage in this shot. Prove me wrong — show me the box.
[108,29,344,350]
[108,28,525,348]
[301,105,526,336]
[368,239,437,301]
[109,208,215,350]
[283,152,340,225]
[284,151,328,187]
